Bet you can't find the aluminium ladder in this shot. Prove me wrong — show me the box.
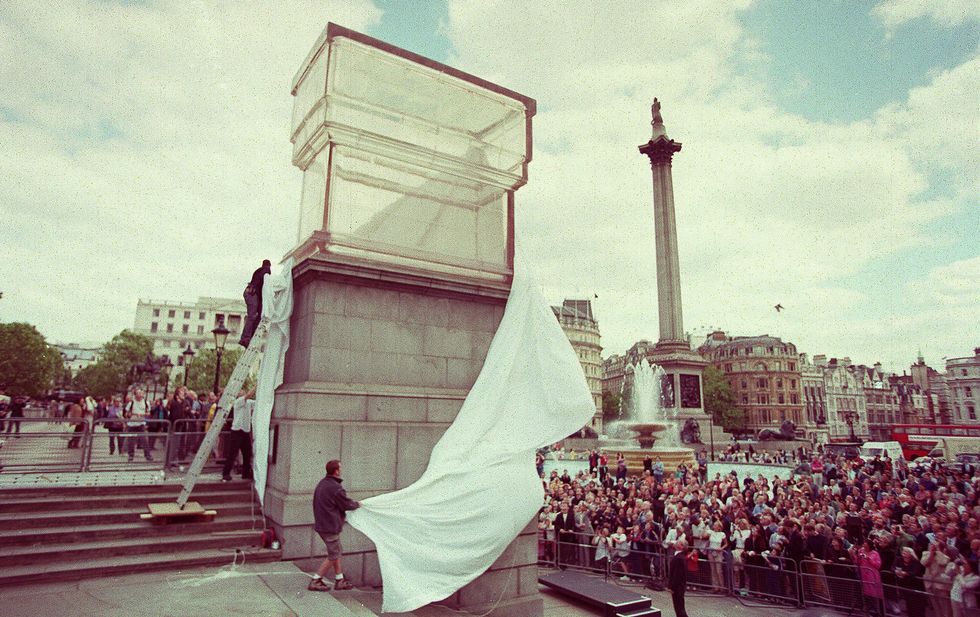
[175,317,269,509]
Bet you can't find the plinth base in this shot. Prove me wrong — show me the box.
[617,448,696,473]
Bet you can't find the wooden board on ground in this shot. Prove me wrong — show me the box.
[143,501,216,523]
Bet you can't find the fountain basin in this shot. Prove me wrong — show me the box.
[628,423,668,449]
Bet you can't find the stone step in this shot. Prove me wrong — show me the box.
[0,546,283,587]
[0,531,264,567]
[0,489,253,513]
[0,479,251,499]
[0,502,260,530]
[0,515,263,546]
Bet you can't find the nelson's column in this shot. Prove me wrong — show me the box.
[638,99,715,442]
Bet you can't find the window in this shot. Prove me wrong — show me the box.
[724,363,732,373]
[969,405,976,421]
[790,379,796,388]
[168,309,175,318]
[150,322,158,333]
[197,325,204,335]
[182,311,190,319]
[756,378,768,389]
[776,379,783,389]
[740,380,747,389]
[199,311,205,320]
[182,324,189,334]
[741,395,748,405]
[153,308,160,317]
[166,324,173,333]
[788,362,796,371]
[778,393,785,404]
[790,393,799,404]
[757,394,769,405]
[966,387,973,398]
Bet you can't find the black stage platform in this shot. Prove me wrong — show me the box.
[538,570,661,617]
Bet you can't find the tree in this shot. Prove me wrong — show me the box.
[703,365,744,432]
[75,330,154,398]
[602,390,624,425]
[0,322,63,397]
[183,347,254,394]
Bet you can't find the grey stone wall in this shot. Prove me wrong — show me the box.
[265,271,541,615]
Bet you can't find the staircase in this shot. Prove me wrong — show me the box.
[0,480,281,586]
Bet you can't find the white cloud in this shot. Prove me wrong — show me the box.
[444,0,977,366]
[872,0,980,29]
[0,1,381,344]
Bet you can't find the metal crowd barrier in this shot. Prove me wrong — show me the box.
[535,531,964,617]
[0,417,236,474]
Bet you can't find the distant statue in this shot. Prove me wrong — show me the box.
[758,420,797,441]
[680,418,702,444]
[651,97,663,125]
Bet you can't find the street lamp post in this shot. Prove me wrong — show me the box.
[160,356,173,399]
[844,412,858,442]
[182,345,195,387]
[211,319,230,394]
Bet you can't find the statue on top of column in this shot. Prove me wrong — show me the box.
[651,98,663,126]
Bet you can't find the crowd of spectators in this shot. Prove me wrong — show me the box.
[538,442,980,617]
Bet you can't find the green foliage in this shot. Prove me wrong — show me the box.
[75,330,154,398]
[182,347,254,394]
[703,365,744,431]
[0,322,63,397]
[602,390,623,425]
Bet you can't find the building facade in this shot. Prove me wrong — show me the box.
[946,347,980,423]
[133,297,247,361]
[851,363,902,441]
[699,332,804,437]
[54,343,101,377]
[799,353,829,445]
[814,355,870,442]
[553,299,603,433]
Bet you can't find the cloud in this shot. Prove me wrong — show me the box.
[443,0,977,367]
[872,0,980,29]
[0,1,381,343]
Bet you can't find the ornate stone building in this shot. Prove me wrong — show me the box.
[552,299,603,432]
[851,363,903,441]
[912,353,952,424]
[813,355,870,442]
[799,353,829,445]
[699,331,804,437]
[946,347,980,424]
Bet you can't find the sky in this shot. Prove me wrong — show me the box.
[0,0,977,374]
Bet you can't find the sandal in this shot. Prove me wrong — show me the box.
[333,579,355,591]
[307,578,332,592]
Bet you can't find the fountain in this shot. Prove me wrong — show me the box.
[600,360,695,473]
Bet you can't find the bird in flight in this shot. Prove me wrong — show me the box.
[774,304,784,312]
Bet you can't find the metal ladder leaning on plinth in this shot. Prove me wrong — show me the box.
[175,317,269,509]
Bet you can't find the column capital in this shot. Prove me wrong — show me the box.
[639,136,682,166]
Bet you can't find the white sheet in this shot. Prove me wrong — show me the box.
[251,258,294,506]
[346,266,595,613]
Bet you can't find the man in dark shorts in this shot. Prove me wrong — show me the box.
[308,459,360,592]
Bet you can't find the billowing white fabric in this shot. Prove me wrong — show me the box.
[347,267,595,613]
[251,257,294,507]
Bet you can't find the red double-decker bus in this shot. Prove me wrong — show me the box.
[891,424,980,459]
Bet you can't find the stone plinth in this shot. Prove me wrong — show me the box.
[264,255,540,616]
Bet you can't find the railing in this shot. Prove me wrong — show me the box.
[535,532,963,616]
[0,417,233,474]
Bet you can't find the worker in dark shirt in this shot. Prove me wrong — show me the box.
[240,259,271,347]
[308,459,360,592]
